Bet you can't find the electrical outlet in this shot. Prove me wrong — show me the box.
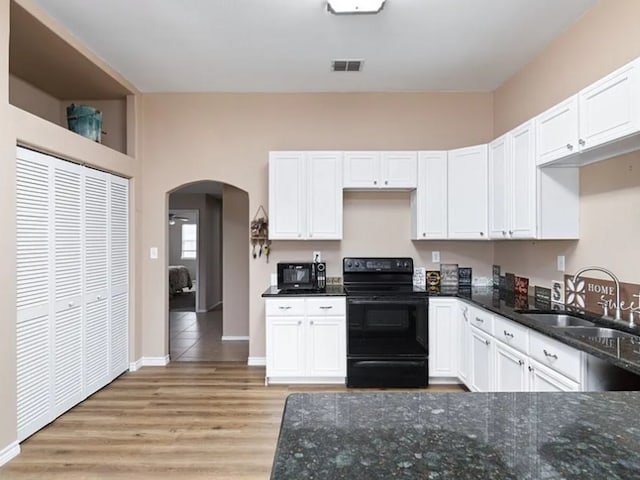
[432,251,440,263]
[557,255,565,272]
[313,251,321,263]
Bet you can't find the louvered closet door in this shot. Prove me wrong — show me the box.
[109,175,129,378]
[83,168,110,396]
[16,147,53,442]
[51,158,84,417]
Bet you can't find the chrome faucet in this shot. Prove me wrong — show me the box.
[572,266,622,322]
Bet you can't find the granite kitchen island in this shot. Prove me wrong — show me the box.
[271,391,640,479]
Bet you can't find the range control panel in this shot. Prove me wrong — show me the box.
[343,257,413,273]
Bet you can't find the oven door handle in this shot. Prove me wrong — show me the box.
[351,360,426,368]
[347,298,428,305]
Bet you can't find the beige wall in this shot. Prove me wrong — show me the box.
[139,92,494,358]
[222,184,250,338]
[9,73,61,124]
[493,0,640,286]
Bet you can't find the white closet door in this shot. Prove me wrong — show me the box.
[16,147,52,441]
[52,158,84,416]
[109,175,129,378]
[83,168,110,396]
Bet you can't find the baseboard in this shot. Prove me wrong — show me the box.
[142,355,170,366]
[267,377,346,385]
[0,441,20,467]
[128,358,143,372]
[207,301,222,311]
[248,356,266,366]
[428,377,463,385]
[222,336,249,341]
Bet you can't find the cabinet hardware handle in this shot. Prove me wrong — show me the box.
[384,180,388,185]
[278,306,292,310]
[508,230,513,235]
[528,366,534,372]
[97,295,102,300]
[298,320,302,325]
[298,233,302,238]
[309,320,314,325]
[502,230,506,236]
[485,339,490,346]
[543,349,558,360]
[68,301,74,307]
[480,232,485,236]
[319,306,333,309]
[423,233,426,237]
[475,317,484,323]
[518,360,524,366]
[373,180,378,185]
[566,143,574,150]
[503,330,514,338]
[579,139,585,146]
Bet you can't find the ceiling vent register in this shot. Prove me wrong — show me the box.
[332,60,363,72]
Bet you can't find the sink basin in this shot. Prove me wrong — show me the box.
[520,312,596,328]
[557,326,639,340]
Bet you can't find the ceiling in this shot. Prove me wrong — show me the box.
[31,0,598,93]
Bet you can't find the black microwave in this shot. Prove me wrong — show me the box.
[277,262,326,291]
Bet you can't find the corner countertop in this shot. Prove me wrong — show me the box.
[271,391,640,479]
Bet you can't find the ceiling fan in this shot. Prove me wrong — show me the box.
[169,213,189,225]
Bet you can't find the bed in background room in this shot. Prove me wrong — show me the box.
[169,265,192,294]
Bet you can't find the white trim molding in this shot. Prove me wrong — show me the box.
[248,357,266,366]
[0,441,20,467]
[142,355,170,366]
[222,336,250,341]
[128,358,143,372]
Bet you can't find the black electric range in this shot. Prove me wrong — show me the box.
[343,257,429,388]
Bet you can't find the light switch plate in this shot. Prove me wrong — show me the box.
[557,255,565,272]
[150,247,158,259]
[432,251,440,263]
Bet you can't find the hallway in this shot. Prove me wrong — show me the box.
[169,309,249,362]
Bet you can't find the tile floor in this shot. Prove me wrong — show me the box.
[169,309,249,362]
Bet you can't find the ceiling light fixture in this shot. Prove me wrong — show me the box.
[327,0,386,14]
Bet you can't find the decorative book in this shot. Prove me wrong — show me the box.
[458,267,472,288]
[440,264,459,289]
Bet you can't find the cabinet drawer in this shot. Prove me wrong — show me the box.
[266,298,306,316]
[469,306,494,335]
[529,330,582,382]
[306,297,346,316]
[494,315,529,354]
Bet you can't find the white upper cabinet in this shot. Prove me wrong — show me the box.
[411,151,448,239]
[447,144,488,239]
[579,58,640,151]
[536,57,640,167]
[535,96,580,166]
[343,151,417,189]
[269,151,343,240]
[489,122,537,239]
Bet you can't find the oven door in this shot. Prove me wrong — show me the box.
[347,297,428,357]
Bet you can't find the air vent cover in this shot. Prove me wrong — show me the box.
[332,59,363,72]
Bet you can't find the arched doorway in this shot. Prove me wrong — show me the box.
[166,180,250,361]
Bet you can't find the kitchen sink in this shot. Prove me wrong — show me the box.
[519,312,596,328]
[556,326,640,340]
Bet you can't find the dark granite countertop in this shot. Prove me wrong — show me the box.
[262,285,346,297]
[271,391,640,479]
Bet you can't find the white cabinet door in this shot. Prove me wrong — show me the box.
[509,121,537,238]
[266,317,305,377]
[579,59,640,151]
[109,175,129,378]
[494,341,528,392]
[535,95,579,165]
[457,303,471,387]
[469,325,493,392]
[528,359,580,392]
[269,152,306,239]
[307,152,343,240]
[381,151,417,188]
[428,299,458,378]
[343,151,380,189]
[488,135,509,239]
[447,145,488,239]
[52,159,84,416]
[412,151,447,239]
[306,317,346,377]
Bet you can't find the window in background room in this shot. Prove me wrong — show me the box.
[181,224,197,259]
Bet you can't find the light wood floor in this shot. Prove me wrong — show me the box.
[0,363,463,480]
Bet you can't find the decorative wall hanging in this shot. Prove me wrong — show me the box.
[251,205,271,262]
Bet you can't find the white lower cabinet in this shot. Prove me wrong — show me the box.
[528,359,581,392]
[457,303,471,385]
[494,341,528,392]
[428,299,458,379]
[265,297,346,384]
[469,325,493,392]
